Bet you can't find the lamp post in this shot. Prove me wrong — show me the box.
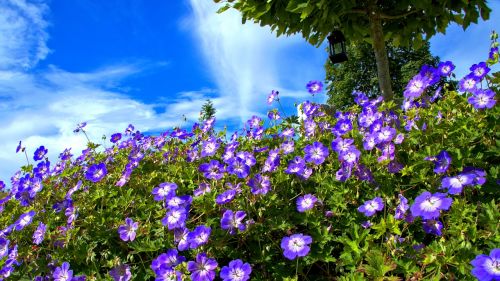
[327,30,348,64]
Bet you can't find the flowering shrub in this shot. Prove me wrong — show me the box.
[0,34,499,280]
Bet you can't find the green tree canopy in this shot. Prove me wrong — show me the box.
[326,41,439,110]
[215,0,490,101]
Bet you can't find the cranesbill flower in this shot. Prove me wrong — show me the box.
[201,137,220,158]
[188,225,211,249]
[53,262,73,281]
[187,253,218,281]
[152,182,177,201]
[334,119,352,135]
[464,167,487,185]
[14,210,35,231]
[110,133,122,144]
[470,62,490,80]
[220,259,252,281]
[267,90,279,104]
[470,248,500,281]
[459,74,479,93]
[0,237,8,258]
[490,46,499,60]
[151,249,186,271]
[85,163,108,183]
[73,122,87,133]
[422,220,443,236]
[162,207,187,230]
[194,182,211,197]
[281,140,295,154]
[268,110,281,120]
[280,233,312,260]
[32,222,46,245]
[236,151,256,167]
[296,194,317,212]
[109,264,131,281]
[167,195,192,209]
[331,138,354,154]
[468,89,496,109]
[340,147,361,164]
[247,116,262,128]
[118,218,139,242]
[215,189,237,205]
[155,265,182,281]
[304,142,329,165]
[410,191,452,220]
[394,194,409,220]
[441,173,474,195]
[174,227,190,251]
[227,158,250,179]
[437,61,455,77]
[404,74,429,99]
[248,174,271,195]
[285,156,306,175]
[358,197,384,217]
[221,210,247,235]
[15,141,23,153]
[375,127,396,144]
[306,80,323,95]
[199,160,224,180]
[425,150,452,174]
[33,146,48,161]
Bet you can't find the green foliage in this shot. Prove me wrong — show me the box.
[199,99,217,122]
[326,41,439,110]
[215,0,491,48]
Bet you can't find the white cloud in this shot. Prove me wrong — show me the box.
[186,0,328,123]
[0,0,49,69]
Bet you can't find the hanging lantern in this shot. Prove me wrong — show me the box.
[327,30,348,64]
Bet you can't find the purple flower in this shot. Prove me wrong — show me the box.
[220,259,252,281]
[410,191,452,220]
[109,264,131,281]
[375,127,396,144]
[16,141,22,153]
[215,189,237,205]
[357,197,384,217]
[296,194,317,212]
[387,161,404,174]
[267,90,279,104]
[334,119,352,135]
[331,138,354,154]
[162,207,187,230]
[118,218,138,242]
[459,74,479,93]
[151,249,186,271]
[155,266,182,281]
[361,221,373,229]
[470,248,500,281]
[187,253,218,281]
[53,262,73,281]
[340,147,361,165]
[394,194,409,220]
[248,174,271,195]
[110,133,122,143]
[188,225,211,249]
[152,182,177,201]
[490,46,499,60]
[425,150,452,174]
[280,233,312,260]
[441,173,474,195]
[437,61,455,77]
[174,227,190,251]
[404,74,429,99]
[306,80,323,95]
[33,146,48,161]
[304,142,329,165]
[464,167,487,185]
[422,220,443,236]
[468,89,496,109]
[199,160,224,180]
[194,182,211,197]
[267,110,281,120]
[201,137,220,158]
[470,62,490,80]
[32,222,47,245]
[281,140,295,154]
[285,156,306,175]
[14,210,35,231]
[0,237,9,258]
[226,158,250,179]
[220,210,247,235]
[85,163,107,183]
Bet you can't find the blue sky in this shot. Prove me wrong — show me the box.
[0,0,499,184]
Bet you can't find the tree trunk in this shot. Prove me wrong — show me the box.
[368,8,393,101]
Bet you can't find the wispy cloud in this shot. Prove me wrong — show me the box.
[186,0,328,122]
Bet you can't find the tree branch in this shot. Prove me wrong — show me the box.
[379,9,420,20]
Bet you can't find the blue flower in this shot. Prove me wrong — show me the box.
[470,248,500,281]
[188,225,211,249]
[306,80,323,95]
[220,259,252,281]
[85,163,107,183]
[296,194,317,212]
[410,191,452,220]
[187,253,218,281]
[280,234,312,260]
[357,197,384,217]
[33,146,48,161]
